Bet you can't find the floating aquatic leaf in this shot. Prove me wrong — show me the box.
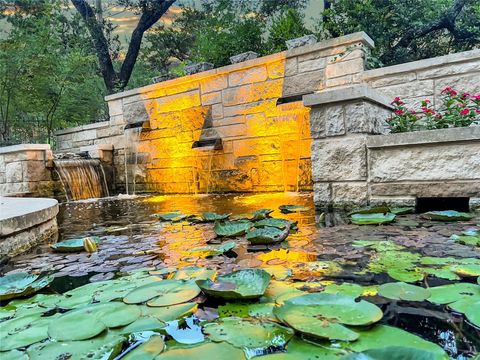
[0,273,53,301]
[1,350,28,360]
[352,240,404,251]
[140,302,198,322]
[120,316,165,334]
[159,342,246,360]
[170,267,217,281]
[188,241,236,257]
[246,226,290,245]
[202,212,231,222]
[323,283,364,298]
[214,220,252,237]
[203,317,294,350]
[450,264,480,277]
[251,208,274,220]
[279,205,309,214]
[263,265,292,280]
[389,207,415,215]
[48,302,141,341]
[123,280,201,306]
[451,234,480,246]
[122,335,164,359]
[387,268,424,283]
[342,346,443,360]
[27,331,125,360]
[349,205,390,215]
[255,218,296,229]
[350,213,396,225]
[378,282,431,301]
[164,317,204,344]
[155,212,188,222]
[196,269,270,300]
[51,236,100,253]
[218,302,275,320]
[274,293,383,341]
[420,210,473,222]
[257,337,341,359]
[428,283,480,305]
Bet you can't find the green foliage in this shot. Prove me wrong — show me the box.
[266,8,310,53]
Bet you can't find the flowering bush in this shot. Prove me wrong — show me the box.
[387,87,480,133]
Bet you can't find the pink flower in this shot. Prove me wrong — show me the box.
[472,95,480,101]
[441,87,452,94]
[476,109,480,114]
[391,97,405,105]
[422,107,434,114]
[460,108,470,116]
[462,92,470,99]
[394,109,405,115]
[424,99,431,103]
[457,103,466,107]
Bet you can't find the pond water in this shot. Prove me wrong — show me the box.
[1,193,479,359]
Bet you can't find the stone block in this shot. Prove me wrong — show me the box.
[233,137,281,157]
[311,136,367,182]
[285,58,298,76]
[286,34,317,50]
[185,62,214,75]
[229,66,268,86]
[71,129,97,143]
[369,72,417,88]
[313,182,332,205]
[222,79,282,106]
[200,75,228,94]
[325,58,364,79]
[325,105,345,136]
[325,75,356,88]
[213,115,245,127]
[216,124,246,138]
[5,161,23,183]
[369,181,480,198]
[417,62,480,80]
[211,103,223,120]
[298,57,326,73]
[330,182,368,206]
[343,101,390,135]
[378,80,434,100]
[108,99,123,116]
[23,161,50,182]
[283,70,324,97]
[230,51,259,64]
[154,90,201,114]
[201,91,222,106]
[267,60,286,79]
[309,108,326,139]
[434,73,480,104]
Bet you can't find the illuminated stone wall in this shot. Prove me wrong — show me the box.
[100,32,373,193]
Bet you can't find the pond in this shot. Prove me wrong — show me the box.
[1,193,479,359]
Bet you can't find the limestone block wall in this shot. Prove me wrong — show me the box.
[0,145,54,197]
[57,32,374,194]
[363,50,480,108]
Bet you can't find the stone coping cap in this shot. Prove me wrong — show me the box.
[363,49,480,80]
[0,197,59,236]
[303,84,392,108]
[367,126,480,148]
[0,144,51,155]
[55,121,110,135]
[105,32,374,102]
[80,144,114,152]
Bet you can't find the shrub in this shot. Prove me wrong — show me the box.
[387,87,480,133]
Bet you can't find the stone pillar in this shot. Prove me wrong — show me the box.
[304,84,392,209]
[0,144,54,197]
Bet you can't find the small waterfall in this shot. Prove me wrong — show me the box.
[54,159,109,201]
[124,127,142,195]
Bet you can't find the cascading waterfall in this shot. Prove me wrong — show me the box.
[54,159,109,201]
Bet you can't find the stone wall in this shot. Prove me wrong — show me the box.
[56,32,374,194]
[0,145,54,197]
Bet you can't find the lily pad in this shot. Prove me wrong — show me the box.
[218,302,275,320]
[427,283,480,305]
[279,205,309,214]
[350,213,396,225]
[27,331,125,360]
[123,335,164,359]
[159,341,246,360]
[140,302,198,321]
[349,205,390,215]
[188,241,236,257]
[451,234,480,246]
[120,316,165,334]
[164,317,204,344]
[0,273,53,301]
[1,350,28,360]
[123,280,201,306]
[255,218,296,229]
[155,212,188,222]
[202,212,231,222]
[274,293,383,341]
[51,236,100,253]
[246,226,289,245]
[420,210,473,222]
[251,208,274,220]
[170,267,217,281]
[323,283,364,298]
[389,207,415,215]
[378,282,431,301]
[214,220,252,237]
[203,317,294,350]
[196,269,270,300]
[342,346,443,360]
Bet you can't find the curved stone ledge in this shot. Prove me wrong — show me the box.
[0,197,59,258]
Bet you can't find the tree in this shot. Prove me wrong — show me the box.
[321,0,480,66]
[71,0,176,94]
[266,8,310,53]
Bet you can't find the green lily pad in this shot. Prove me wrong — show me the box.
[203,317,294,350]
[246,226,289,245]
[389,207,415,215]
[155,212,188,222]
[196,269,270,300]
[214,220,252,237]
[27,331,125,360]
[218,302,275,320]
[140,302,198,321]
[1,350,28,360]
[378,282,431,301]
[451,234,480,246]
[350,213,396,225]
[254,218,296,229]
[323,283,364,298]
[450,264,480,277]
[342,346,443,360]
[202,212,231,222]
[274,293,383,341]
[123,335,164,359]
[171,267,217,281]
[428,283,480,305]
[164,317,204,344]
[123,280,201,306]
[464,299,480,327]
[0,313,57,351]
[51,236,100,252]
[48,302,141,341]
[159,342,246,360]
[279,205,309,214]
[251,208,274,220]
[349,205,390,215]
[420,210,473,222]
[0,273,53,301]
[257,337,341,359]
[387,268,424,282]
[263,265,292,281]
[120,316,165,334]
[188,240,236,257]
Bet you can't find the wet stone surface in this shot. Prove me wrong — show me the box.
[1,193,479,358]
